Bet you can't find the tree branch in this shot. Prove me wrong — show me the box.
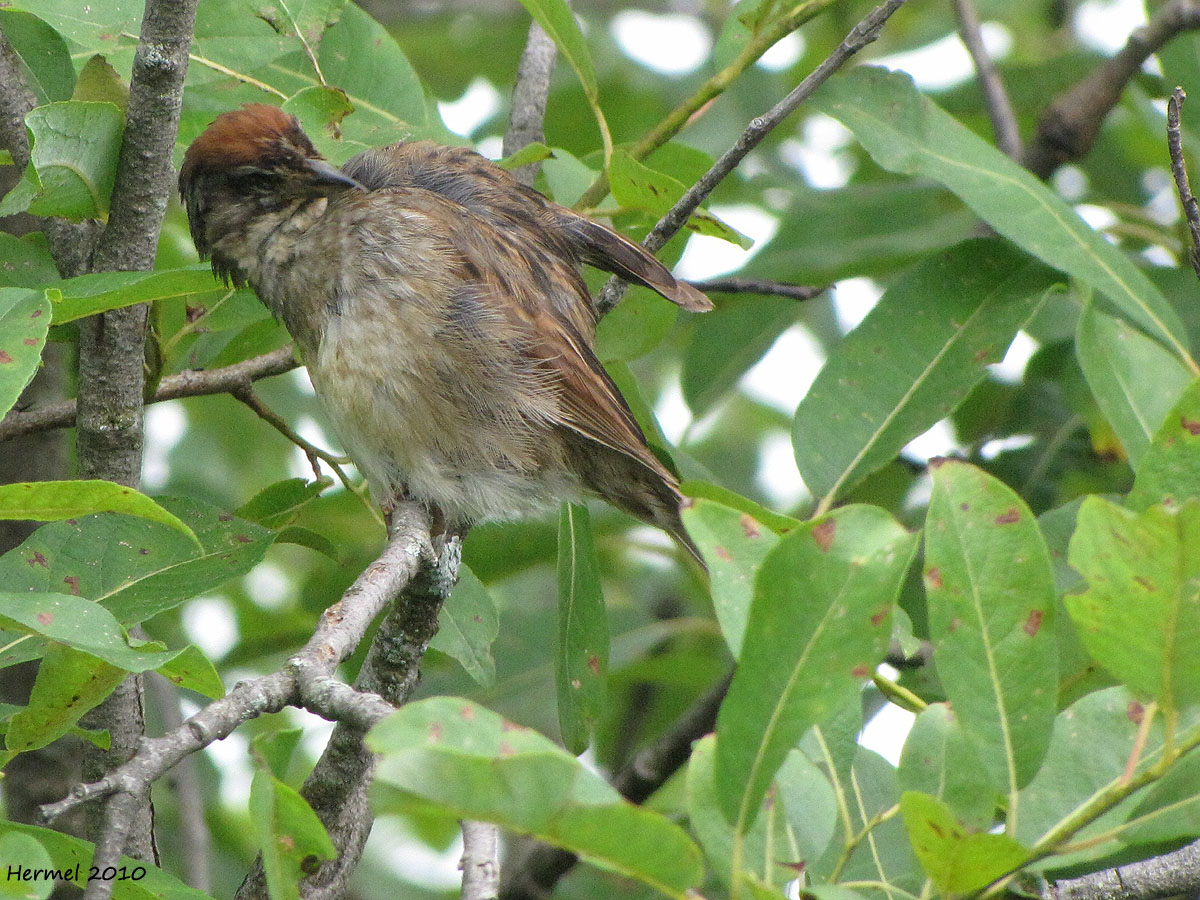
[952,0,1020,158]
[1050,840,1200,900]
[498,672,731,900]
[1021,0,1200,179]
[596,0,908,314]
[1167,87,1200,279]
[233,530,459,900]
[41,502,437,900]
[461,821,501,900]
[503,21,557,188]
[0,345,299,443]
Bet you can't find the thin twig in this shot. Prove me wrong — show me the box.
[690,278,827,301]
[596,0,908,315]
[503,22,557,188]
[1022,0,1200,179]
[0,345,299,443]
[1167,87,1200,279]
[952,0,1020,158]
[461,821,501,900]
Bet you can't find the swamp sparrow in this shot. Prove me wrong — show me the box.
[180,105,710,565]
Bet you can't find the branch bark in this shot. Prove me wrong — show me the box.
[1021,0,1200,179]
[1167,87,1200,279]
[42,502,438,900]
[1050,840,1200,900]
[0,345,299,443]
[503,22,558,187]
[233,532,460,900]
[952,0,1020,158]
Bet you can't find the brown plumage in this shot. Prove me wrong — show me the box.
[180,104,710,567]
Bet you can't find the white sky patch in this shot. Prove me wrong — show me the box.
[877,23,1012,92]
[611,11,712,75]
[245,560,292,610]
[675,205,779,280]
[901,419,962,464]
[289,415,340,481]
[1075,203,1119,238]
[143,400,187,490]
[1143,167,1179,225]
[859,700,916,767]
[831,277,882,334]
[655,375,692,445]
[206,719,254,808]
[365,818,464,890]
[1052,164,1089,202]
[780,114,855,189]
[990,329,1039,384]
[290,367,316,397]
[1074,0,1146,54]
[757,430,810,510]
[740,324,826,414]
[757,31,804,71]
[476,135,503,160]
[438,77,501,138]
[980,433,1037,460]
[183,595,239,660]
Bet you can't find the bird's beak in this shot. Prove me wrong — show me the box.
[305,158,365,191]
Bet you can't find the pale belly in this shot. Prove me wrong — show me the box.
[307,303,579,526]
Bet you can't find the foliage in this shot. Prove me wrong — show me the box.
[3,0,1200,897]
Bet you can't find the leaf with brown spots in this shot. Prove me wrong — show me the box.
[714,504,916,828]
[926,459,1057,797]
[1067,497,1200,714]
[0,288,51,420]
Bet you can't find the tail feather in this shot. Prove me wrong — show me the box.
[556,212,714,312]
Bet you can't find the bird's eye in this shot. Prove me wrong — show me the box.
[230,170,278,194]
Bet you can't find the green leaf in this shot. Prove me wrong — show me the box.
[155,644,225,699]
[368,698,704,899]
[609,150,751,248]
[5,645,125,755]
[794,238,1058,504]
[72,55,128,107]
[1076,303,1192,467]
[281,86,360,164]
[1121,746,1200,846]
[1066,497,1200,713]
[900,791,1029,892]
[0,827,54,900]
[898,704,999,832]
[513,0,596,96]
[47,267,236,326]
[814,67,1194,369]
[274,526,339,561]
[0,10,75,105]
[0,592,183,672]
[250,767,336,900]
[715,505,917,828]
[687,736,830,891]
[595,286,677,363]
[556,503,608,754]
[680,496,781,656]
[1128,377,1200,510]
[0,288,50,419]
[0,102,123,221]
[682,292,799,416]
[0,481,198,542]
[1015,687,1165,854]
[0,235,59,288]
[0,821,212,900]
[0,496,274,626]
[754,180,976,284]
[924,459,1058,799]
[260,0,348,60]
[498,141,553,170]
[681,481,801,535]
[236,477,330,529]
[429,563,498,688]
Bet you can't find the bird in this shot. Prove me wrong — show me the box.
[179,104,711,567]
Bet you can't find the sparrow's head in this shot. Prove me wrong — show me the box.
[180,104,362,281]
